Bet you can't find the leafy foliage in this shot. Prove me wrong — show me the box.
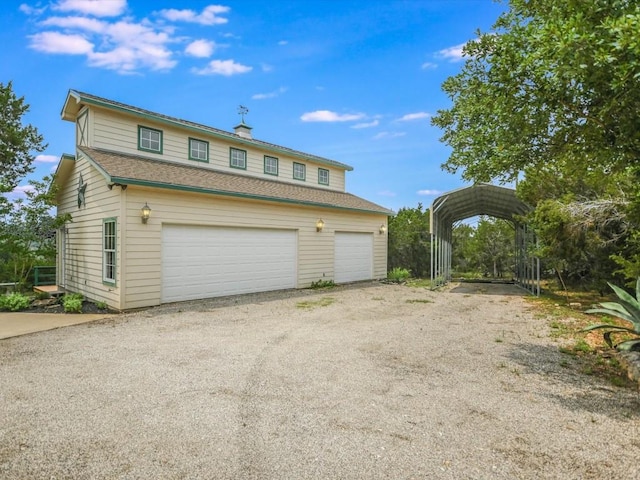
[431,0,640,286]
[0,292,31,312]
[0,81,46,192]
[585,278,640,351]
[432,0,640,184]
[387,203,430,277]
[387,267,410,283]
[310,279,336,289]
[0,176,70,285]
[62,293,84,313]
[452,217,514,278]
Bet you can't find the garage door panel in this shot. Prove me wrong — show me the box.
[334,232,373,283]
[162,225,296,303]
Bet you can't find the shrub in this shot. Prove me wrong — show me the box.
[95,301,108,310]
[0,292,31,312]
[310,279,336,289]
[62,293,84,313]
[387,267,411,283]
[584,277,640,351]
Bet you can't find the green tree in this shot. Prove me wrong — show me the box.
[0,176,68,286]
[431,0,640,285]
[0,81,46,193]
[432,0,640,184]
[387,204,431,277]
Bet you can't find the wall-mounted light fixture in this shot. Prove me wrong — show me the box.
[316,218,325,232]
[379,224,387,235]
[141,203,151,224]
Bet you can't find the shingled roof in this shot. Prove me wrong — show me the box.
[78,146,392,215]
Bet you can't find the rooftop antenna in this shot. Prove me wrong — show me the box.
[238,105,249,124]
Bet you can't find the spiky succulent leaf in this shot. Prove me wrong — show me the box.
[616,338,640,352]
[607,282,640,328]
[582,324,637,334]
[584,308,634,324]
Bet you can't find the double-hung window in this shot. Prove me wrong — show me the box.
[230,148,247,169]
[318,168,329,185]
[264,156,278,176]
[189,138,209,162]
[293,162,306,181]
[103,219,116,285]
[138,126,162,153]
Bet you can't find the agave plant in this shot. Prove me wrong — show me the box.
[584,278,640,351]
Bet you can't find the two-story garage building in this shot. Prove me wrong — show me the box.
[53,90,391,310]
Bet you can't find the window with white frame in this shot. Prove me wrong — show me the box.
[318,168,329,185]
[103,219,116,284]
[189,138,209,162]
[138,126,162,153]
[230,147,247,169]
[293,162,306,181]
[264,156,278,175]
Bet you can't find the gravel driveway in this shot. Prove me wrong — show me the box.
[1,282,638,479]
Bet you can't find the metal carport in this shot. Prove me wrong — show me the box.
[430,183,539,295]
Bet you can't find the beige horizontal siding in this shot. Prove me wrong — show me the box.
[56,154,123,309]
[88,107,346,191]
[122,186,386,309]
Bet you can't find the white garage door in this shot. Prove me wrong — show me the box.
[334,232,373,283]
[162,225,296,303]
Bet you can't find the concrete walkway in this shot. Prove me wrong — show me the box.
[0,312,115,340]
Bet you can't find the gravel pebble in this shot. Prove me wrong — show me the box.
[1,282,638,479]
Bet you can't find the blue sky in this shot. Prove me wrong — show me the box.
[2,0,507,212]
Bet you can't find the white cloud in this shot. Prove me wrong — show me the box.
[377,190,396,197]
[421,61,437,70]
[260,63,273,72]
[300,110,365,122]
[9,185,36,199]
[19,4,46,15]
[53,0,127,17]
[398,112,430,122]
[351,119,379,129]
[278,40,288,46]
[35,154,59,163]
[41,15,107,32]
[373,131,406,140]
[417,189,443,196]
[29,31,94,54]
[25,2,236,74]
[252,87,287,100]
[159,5,230,25]
[437,42,466,62]
[185,39,215,57]
[193,59,252,76]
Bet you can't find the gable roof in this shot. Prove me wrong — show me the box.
[76,146,392,215]
[61,90,353,171]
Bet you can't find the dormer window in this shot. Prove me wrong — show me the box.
[230,147,247,169]
[293,162,306,181]
[318,168,329,185]
[138,126,162,153]
[189,138,209,162]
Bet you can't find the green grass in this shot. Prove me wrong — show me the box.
[296,297,335,309]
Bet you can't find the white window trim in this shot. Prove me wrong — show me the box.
[230,147,247,169]
[103,219,116,285]
[293,162,306,181]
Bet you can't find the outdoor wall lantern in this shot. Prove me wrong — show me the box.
[379,224,387,235]
[141,203,151,224]
[316,218,325,232]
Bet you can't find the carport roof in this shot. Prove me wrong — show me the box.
[71,146,393,215]
[430,183,530,226]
